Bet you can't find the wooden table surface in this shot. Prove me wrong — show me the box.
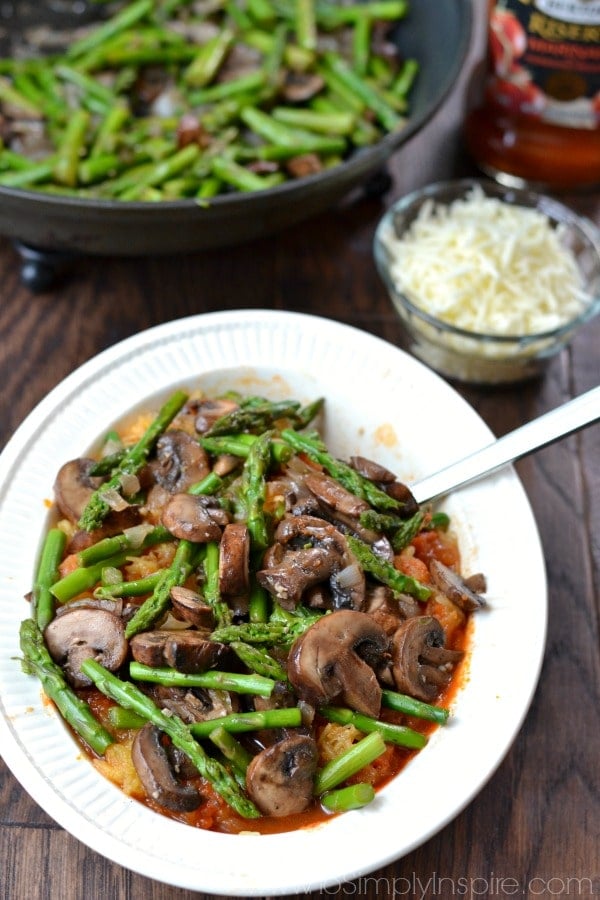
[1,4,599,899]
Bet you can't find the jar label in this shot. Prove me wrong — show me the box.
[488,1,600,128]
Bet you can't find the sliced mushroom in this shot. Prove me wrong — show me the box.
[194,398,239,434]
[66,506,143,550]
[248,159,280,176]
[142,684,235,724]
[131,723,201,812]
[348,455,419,518]
[384,481,419,518]
[54,596,124,618]
[170,586,215,629]
[252,682,299,748]
[258,515,365,611]
[286,153,323,179]
[261,541,285,569]
[99,502,143,531]
[215,40,262,81]
[218,523,250,601]
[161,493,225,542]
[140,483,172,522]
[53,458,103,523]
[274,514,345,550]
[163,631,228,673]
[257,545,339,610]
[151,430,210,492]
[350,456,397,484]
[430,560,487,612]
[245,733,318,816]
[212,453,242,477]
[465,572,488,594]
[44,608,128,689]
[167,743,201,780]
[304,473,369,518]
[363,585,419,635]
[130,631,171,668]
[281,71,324,102]
[176,112,208,148]
[391,616,463,702]
[371,20,399,60]
[287,610,390,717]
[131,629,227,673]
[303,583,332,609]
[269,470,321,517]
[303,471,382,544]
[254,681,296,712]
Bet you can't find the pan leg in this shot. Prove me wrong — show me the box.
[13,242,79,293]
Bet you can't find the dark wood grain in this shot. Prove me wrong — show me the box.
[1,3,599,898]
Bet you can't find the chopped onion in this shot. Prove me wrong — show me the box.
[119,473,140,498]
[101,436,123,458]
[298,700,316,727]
[284,455,315,477]
[101,566,123,586]
[160,613,193,631]
[99,487,129,511]
[335,563,363,589]
[123,523,154,549]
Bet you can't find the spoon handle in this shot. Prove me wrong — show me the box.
[411,384,600,505]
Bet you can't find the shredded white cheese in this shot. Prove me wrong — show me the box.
[381,186,586,337]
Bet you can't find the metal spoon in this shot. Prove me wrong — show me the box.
[411,384,600,505]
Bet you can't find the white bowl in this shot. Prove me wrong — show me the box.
[0,310,547,895]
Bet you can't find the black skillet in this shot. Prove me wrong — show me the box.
[0,0,472,287]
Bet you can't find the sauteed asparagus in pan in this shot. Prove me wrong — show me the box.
[0,0,418,200]
[20,389,486,833]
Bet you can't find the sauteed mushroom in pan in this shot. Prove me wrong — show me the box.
[19,387,486,834]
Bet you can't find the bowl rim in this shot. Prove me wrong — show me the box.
[373,177,600,346]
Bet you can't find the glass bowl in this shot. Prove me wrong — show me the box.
[373,179,600,384]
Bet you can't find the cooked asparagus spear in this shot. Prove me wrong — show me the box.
[189,707,302,738]
[129,662,276,697]
[79,389,188,531]
[203,540,232,628]
[320,706,428,749]
[81,658,260,818]
[32,528,66,631]
[321,783,375,812]
[19,619,113,756]
[280,428,402,512]
[241,429,272,551]
[359,509,425,552]
[124,538,193,638]
[0,1,418,201]
[205,399,304,437]
[229,641,288,681]
[346,535,432,601]
[381,689,449,725]
[314,731,386,795]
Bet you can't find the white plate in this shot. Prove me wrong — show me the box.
[0,310,547,895]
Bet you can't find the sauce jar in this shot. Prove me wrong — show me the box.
[465,0,600,191]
